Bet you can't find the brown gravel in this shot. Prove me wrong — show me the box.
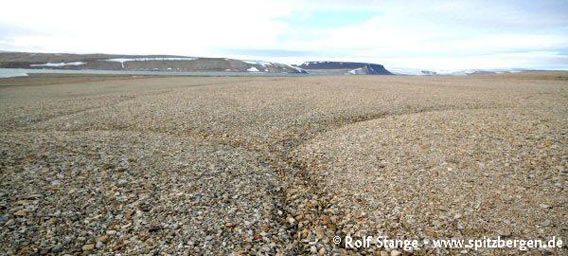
[0,73,566,255]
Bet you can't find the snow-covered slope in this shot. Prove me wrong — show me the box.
[0,52,308,74]
[244,60,308,73]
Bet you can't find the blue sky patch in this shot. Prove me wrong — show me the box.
[279,10,380,28]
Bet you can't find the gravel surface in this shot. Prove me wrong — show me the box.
[294,108,566,255]
[0,73,566,255]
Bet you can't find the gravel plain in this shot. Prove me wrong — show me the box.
[0,73,566,255]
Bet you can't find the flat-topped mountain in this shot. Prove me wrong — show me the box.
[0,52,307,74]
[297,61,393,75]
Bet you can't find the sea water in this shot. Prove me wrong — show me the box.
[0,68,309,78]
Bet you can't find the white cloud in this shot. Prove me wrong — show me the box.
[0,0,567,70]
[0,0,292,55]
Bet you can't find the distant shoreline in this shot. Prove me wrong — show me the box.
[0,68,312,79]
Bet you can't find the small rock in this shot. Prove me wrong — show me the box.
[541,220,551,227]
[498,228,512,237]
[13,209,28,217]
[117,179,128,186]
[51,244,63,253]
[82,244,95,251]
[310,246,317,253]
[391,250,401,256]
[139,202,152,212]
[97,235,109,243]
[321,215,330,225]
[40,248,50,255]
[287,217,295,225]
[4,219,15,226]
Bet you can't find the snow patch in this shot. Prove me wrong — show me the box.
[301,61,325,66]
[290,65,307,73]
[247,66,260,72]
[105,57,197,69]
[244,60,307,73]
[244,60,273,67]
[348,67,365,75]
[30,62,86,67]
[105,57,197,63]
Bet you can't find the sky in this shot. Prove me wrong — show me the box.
[1,0,567,71]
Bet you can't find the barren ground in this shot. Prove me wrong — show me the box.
[0,73,566,255]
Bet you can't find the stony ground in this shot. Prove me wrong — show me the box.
[0,73,566,255]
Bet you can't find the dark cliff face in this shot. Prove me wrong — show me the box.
[298,61,393,75]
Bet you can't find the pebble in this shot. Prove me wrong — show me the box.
[13,209,28,217]
[287,217,296,225]
[97,235,109,243]
[541,220,551,227]
[51,244,63,253]
[498,228,512,237]
[82,244,95,251]
[310,246,317,253]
